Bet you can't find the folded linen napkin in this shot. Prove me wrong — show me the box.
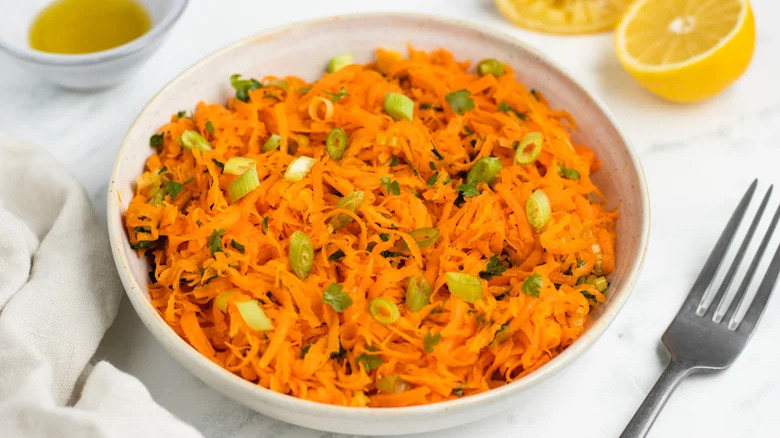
[0,134,202,438]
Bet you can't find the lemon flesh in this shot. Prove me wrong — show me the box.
[496,0,634,34]
[616,0,755,103]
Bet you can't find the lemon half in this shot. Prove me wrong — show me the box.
[496,0,634,34]
[615,0,755,103]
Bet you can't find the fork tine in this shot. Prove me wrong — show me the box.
[680,179,757,314]
[705,186,773,319]
[726,200,780,331]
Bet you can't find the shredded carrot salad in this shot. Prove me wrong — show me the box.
[124,47,617,407]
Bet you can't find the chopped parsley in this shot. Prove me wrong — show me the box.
[426,171,439,186]
[445,89,475,115]
[380,176,401,196]
[163,180,183,201]
[208,229,226,255]
[322,283,353,313]
[328,249,346,262]
[497,102,527,120]
[149,133,164,147]
[261,216,269,234]
[423,332,441,354]
[431,148,444,160]
[230,239,245,253]
[379,233,390,242]
[429,161,436,170]
[131,241,153,250]
[205,121,214,133]
[452,388,465,396]
[457,182,479,198]
[522,273,543,298]
[420,103,443,111]
[326,86,349,102]
[479,255,508,280]
[388,156,400,167]
[230,74,262,102]
[300,343,312,358]
[211,158,225,171]
[299,86,311,93]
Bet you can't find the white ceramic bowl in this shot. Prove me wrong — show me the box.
[0,0,188,90]
[107,13,649,436]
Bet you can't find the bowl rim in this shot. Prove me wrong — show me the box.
[0,0,189,66]
[107,11,650,421]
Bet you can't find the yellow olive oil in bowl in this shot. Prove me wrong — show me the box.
[29,0,151,54]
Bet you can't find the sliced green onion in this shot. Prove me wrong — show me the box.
[223,157,256,175]
[561,167,580,180]
[477,59,505,76]
[180,130,212,152]
[376,374,412,393]
[514,132,543,165]
[329,190,364,230]
[289,230,314,280]
[525,189,551,230]
[215,291,234,312]
[402,227,440,251]
[369,298,400,325]
[236,300,274,331]
[262,134,281,152]
[586,275,609,293]
[227,166,260,203]
[406,276,432,312]
[284,156,316,182]
[466,157,502,186]
[326,127,348,160]
[445,272,483,303]
[327,53,354,73]
[384,92,414,121]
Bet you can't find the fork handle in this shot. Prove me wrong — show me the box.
[620,359,694,438]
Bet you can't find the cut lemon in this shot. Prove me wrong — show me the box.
[616,0,755,103]
[495,0,634,34]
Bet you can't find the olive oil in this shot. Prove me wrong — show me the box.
[29,0,151,55]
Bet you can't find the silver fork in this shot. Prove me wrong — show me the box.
[621,180,780,437]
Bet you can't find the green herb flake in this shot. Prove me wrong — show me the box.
[522,273,543,298]
[428,161,436,171]
[423,331,441,354]
[208,229,226,255]
[261,216,270,234]
[452,388,465,396]
[211,159,225,171]
[498,102,527,120]
[457,182,479,198]
[328,249,346,262]
[479,255,508,280]
[230,239,245,254]
[356,353,383,372]
[163,181,183,201]
[380,176,401,196]
[426,171,439,186]
[326,86,349,102]
[131,241,153,250]
[431,148,444,160]
[379,233,391,242]
[576,260,586,268]
[205,121,214,133]
[445,90,475,115]
[177,110,187,118]
[300,343,312,358]
[420,103,443,111]
[230,74,262,102]
[322,283,353,313]
[149,133,164,147]
[299,86,311,93]
[182,178,195,185]
[388,156,400,167]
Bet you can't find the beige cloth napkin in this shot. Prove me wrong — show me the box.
[0,134,202,438]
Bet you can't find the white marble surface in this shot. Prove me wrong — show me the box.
[2,1,780,436]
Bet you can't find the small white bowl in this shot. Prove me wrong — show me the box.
[0,0,188,90]
[108,13,650,436]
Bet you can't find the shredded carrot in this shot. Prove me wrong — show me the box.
[124,47,618,407]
